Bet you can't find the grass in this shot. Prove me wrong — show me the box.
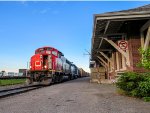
[116,88,127,96]
[143,97,150,102]
[0,79,26,86]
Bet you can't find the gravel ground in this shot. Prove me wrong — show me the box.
[0,77,150,113]
[0,84,27,90]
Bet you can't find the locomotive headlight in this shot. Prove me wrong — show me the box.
[30,66,32,68]
[44,65,47,68]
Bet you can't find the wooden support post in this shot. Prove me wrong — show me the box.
[126,49,130,66]
[116,52,119,71]
[122,54,126,70]
[111,52,115,70]
[144,26,150,50]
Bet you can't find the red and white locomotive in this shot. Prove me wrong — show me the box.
[27,46,79,85]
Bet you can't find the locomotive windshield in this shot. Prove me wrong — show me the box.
[35,47,52,54]
[52,51,57,56]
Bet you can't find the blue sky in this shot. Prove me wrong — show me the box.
[0,1,150,72]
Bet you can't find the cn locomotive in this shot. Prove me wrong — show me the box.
[26,46,79,85]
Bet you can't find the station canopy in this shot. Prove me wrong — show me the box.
[91,4,150,62]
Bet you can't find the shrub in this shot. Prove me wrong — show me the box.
[130,89,140,97]
[116,72,150,99]
[138,81,150,97]
[116,72,143,93]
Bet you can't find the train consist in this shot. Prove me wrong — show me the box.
[27,46,88,85]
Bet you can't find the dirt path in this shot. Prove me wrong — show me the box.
[0,77,149,113]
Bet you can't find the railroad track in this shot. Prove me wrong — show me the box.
[0,84,43,98]
[0,76,27,79]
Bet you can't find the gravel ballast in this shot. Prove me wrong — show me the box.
[0,77,150,113]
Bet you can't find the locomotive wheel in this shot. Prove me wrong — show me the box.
[54,75,62,83]
[25,78,32,85]
[59,76,63,83]
[41,78,52,85]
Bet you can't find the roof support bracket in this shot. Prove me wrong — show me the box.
[144,26,150,50]
[99,52,113,64]
[97,56,108,67]
[103,38,127,58]
[140,19,150,32]
[103,38,130,66]
[99,61,107,69]
[99,51,114,71]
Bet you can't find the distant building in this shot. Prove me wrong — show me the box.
[19,69,27,76]
[7,72,18,76]
[0,71,7,76]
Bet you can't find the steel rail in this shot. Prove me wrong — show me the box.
[0,85,43,98]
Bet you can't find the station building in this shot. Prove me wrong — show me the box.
[90,4,150,83]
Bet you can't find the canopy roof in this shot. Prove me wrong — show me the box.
[91,4,150,61]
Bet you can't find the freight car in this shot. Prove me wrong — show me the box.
[26,46,79,85]
[78,68,89,77]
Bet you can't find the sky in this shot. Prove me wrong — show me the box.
[0,1,150,73]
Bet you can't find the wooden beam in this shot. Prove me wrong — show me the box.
[144,26,150,50]
[99,61,107,69]
[96,58,107,69]
[98,38,103,49]
[140,19,150,32]
[99,52,113,64]
[103,38,128,58]
[96,49,113,52]
[95,33,126,38]
[104,21,110,34]
[140,32,145,48]
[96,14,150,21]
[97,56,108,67]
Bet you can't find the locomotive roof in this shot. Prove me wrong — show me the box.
[35,46,64,55]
